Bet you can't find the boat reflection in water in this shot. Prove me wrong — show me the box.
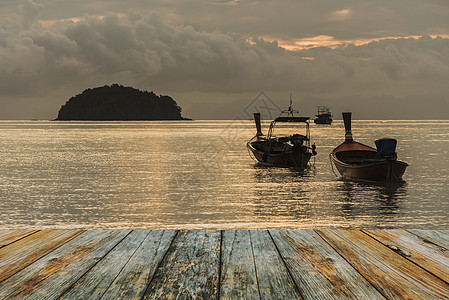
[251,165,316,223]
[334,180,408,227]
[248,164,408,229]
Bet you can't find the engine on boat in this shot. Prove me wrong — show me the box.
[290,134,306,146]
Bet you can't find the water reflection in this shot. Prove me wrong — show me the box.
[252,163,313,181]
[0,120,448,229]
[376,182,407,216]
[337,181,357,221]
[334,179,408,228]
[251,164,314,221]
[248,161,410,229]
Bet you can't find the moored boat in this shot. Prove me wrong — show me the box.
[247,96,317,169]
[314,106,333,124]
[330,112,408,182]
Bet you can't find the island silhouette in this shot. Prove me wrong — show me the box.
[55,84,189,120]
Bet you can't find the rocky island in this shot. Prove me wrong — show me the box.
[55,84,189,120]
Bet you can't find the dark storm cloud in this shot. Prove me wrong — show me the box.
[1,11,449,94]
[0,13,304,95]
[1,0,449,119]
[29,0,449,40]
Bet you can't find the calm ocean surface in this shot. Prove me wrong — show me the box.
[1,120,448,229]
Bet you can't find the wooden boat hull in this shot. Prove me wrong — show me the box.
[330,154,408,183]
[314,117,332,124]
[330,112,408,183]
[248,143,312,168]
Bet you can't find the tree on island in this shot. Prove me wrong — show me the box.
[55,84,189,120]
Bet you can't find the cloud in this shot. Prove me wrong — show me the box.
[7,0,449,40]
[330,8,352,21]
[19,0,45,29]
[8,12,445,97]
[1,3,449,119]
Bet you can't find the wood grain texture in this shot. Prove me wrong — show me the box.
[0,229,448,299]
[0,230,38,248]
[60,230,150,299]
[318,230,449,299]
[220,230,259,300]
[270,230,385,299]
[408,230,449,251]
[252,230,301,299]
[143,230,221,300]
[100,230,177,300]
[364,230,449,284]
[0,230,130,300]
[0,230,84,284]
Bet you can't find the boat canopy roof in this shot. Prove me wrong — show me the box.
[274,116,309,123]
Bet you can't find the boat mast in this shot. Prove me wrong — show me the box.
[289,93,293,117]
[287,93,298,117]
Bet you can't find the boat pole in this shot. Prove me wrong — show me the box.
[342,112,353,142]
[254,113,263,137]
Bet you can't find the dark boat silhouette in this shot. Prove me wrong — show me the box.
[247,96,316,169]
[330,112,408,182]
[314,106,333,124]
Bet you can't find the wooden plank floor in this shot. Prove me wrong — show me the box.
[0,230,448,299]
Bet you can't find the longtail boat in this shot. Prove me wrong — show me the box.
[247,96,317,169]
[330,112,408,182]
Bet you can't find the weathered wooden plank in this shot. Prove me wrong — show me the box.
[408,230,449,251]
[0,230,84,283]
[96,230,176,299]
[270,230,385,299]
[220,230,259,299]
[143,230,221,300]
[0,230,130,299]
[251,230,301,299]
[364,230,449,284]
[0,230,38,248]
[318,230,449,299]
[60,230,150,299]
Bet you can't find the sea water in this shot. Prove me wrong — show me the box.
[1,120,448,229]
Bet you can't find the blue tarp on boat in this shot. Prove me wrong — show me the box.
[375,138,397,156]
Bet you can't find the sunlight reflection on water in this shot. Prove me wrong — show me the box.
[1,120,448,229]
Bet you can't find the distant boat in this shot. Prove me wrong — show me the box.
[247,95,317,169]
[330,112,408,182]
[314,106,333,124]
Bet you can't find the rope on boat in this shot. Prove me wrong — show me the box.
[329,154,339,177]
[310,143,317,169]
[306,151,316,169]
[312,154,316,169]
[246,140,259,163]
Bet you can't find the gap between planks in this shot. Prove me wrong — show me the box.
[0,230,448,300]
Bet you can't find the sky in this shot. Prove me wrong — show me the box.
[1,0,449,119]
